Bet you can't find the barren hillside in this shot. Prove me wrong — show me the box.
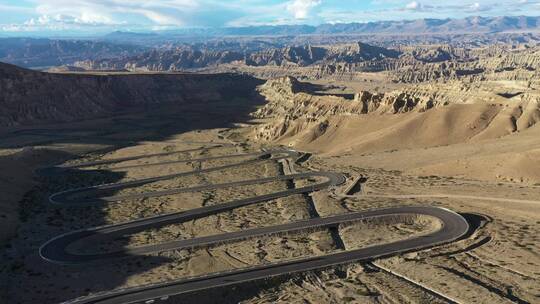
[250,76,540,183]
[0,62,261,127]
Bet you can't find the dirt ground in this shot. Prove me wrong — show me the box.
[0,102,539,304]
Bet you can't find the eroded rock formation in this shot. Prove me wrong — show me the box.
[252,76,540,149]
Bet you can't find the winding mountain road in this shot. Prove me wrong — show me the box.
[39,143,469,304]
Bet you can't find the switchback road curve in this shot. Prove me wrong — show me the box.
[39,143,469,304]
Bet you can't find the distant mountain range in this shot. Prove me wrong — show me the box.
[2,16,540,69]
[0,38,145,68]
[147,16,540,37]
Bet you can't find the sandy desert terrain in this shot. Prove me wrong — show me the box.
[1,33,540,304]
[1,102,539,304]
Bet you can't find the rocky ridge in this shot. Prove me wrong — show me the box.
[71,39,540,85]
[0,38,145,68]
[74,42,401,71]
[252,76,540,146]
[0,62,260,127]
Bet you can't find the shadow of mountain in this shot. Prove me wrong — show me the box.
[292,80,355,100]
[0,73,268,303]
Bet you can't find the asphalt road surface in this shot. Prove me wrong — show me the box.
[39,143,469,304]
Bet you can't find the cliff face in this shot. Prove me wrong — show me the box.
[240,45,540,83]
[74,42,401,71]
[253,76,442,119]
[72,40,540,86]
[76,49,245,71]
[252,77,540,151]
[245,43,400,67]
[0,62,260,127]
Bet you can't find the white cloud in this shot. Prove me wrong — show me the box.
[405,1,420,10]
[0,4,33,12]
[32,0,194,26]
[470,2,481,10]
[126,9,182,25]
[286,0,322,19]
[3,9,126,32]
[465,2,494,12]
[2,0,540,32]
[402,1,435,12]
[399,1,502,14]
[12,11,127,32]
[25,13,118,26]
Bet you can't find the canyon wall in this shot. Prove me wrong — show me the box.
[0,63,261,127]
[252,77,540,154]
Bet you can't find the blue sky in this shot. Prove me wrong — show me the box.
[1,0,539,34]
